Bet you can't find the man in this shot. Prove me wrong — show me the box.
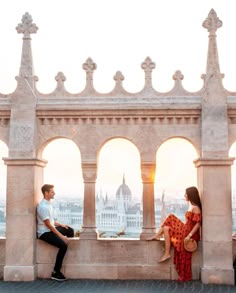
[37,184,74,281]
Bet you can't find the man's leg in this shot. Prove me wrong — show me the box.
[39,232,67,273]
[56,226,74,238]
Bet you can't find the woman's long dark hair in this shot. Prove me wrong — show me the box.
[186,186,202,211]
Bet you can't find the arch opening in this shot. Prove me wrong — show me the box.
[155,137,198,226]
[96,138,142,238]
[42,138,84,233]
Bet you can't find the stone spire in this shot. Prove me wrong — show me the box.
[16,12,38,90]
[201,9,228,158]
[202,9,224,86]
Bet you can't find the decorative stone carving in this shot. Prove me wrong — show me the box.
[16,12,38,39]
[55,72,66,92]
[114,71,124,83]
[11,124,33,151]
[202,9,222,35]
[141,57,155,73]
[173,70,184,81]
[82,162,97,183]
[141,162,156,183]
[141,57,155,87]
[83,58,96,80]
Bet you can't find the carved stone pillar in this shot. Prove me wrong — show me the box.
[140,162,156,240]
[79,162,98,239]
[3,158,46,281]
[195,158,234,285]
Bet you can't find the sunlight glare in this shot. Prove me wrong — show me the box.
[155,138,198,200]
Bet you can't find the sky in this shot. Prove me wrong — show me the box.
[0,0,236,201]
[0,0,236,94]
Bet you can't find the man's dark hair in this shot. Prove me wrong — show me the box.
[41,184,54,196]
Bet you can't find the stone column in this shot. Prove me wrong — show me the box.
[3,13,41,281]
[199,10,234,284]
[195,158,234,284]
[140,162,156,240]
[79,162,98,239]
[3,158,46,281]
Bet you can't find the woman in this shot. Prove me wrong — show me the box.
[147,186,202,282]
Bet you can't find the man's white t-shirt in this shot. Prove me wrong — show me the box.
[37,198,55,237]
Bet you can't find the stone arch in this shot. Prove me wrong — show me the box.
[96,135,141,160]
[37,135,81,160]
[39,137,83,199]
[156,135,199,157]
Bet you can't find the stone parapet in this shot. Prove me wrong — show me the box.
[36,238,201,280]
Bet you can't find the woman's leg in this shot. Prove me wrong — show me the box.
[146,227,164,240]
[158,226,171,262]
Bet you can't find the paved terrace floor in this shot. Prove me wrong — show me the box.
[0,280,235,293]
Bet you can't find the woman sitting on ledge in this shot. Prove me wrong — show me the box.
[147,186,202,282]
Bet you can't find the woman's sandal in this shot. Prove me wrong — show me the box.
[158,255,171,263]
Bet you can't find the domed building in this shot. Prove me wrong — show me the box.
[96,175,142,236]
[116,175,132,211]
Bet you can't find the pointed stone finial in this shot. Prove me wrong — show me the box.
[202,9,223,86]
[141,57,155,87]
[171,70,186,94]
[55,72,66,91]
[16,12,38,39]
[141,57,155,73]
[202,9,222,35]
[15,13,37,90]
[112,71,125,93]
[173,70,184,81]
[114,71,124,82]
[82,58,97,92]
[55,72,66,82]
[83,57,97,79]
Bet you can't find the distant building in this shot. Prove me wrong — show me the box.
[96,175,142,235]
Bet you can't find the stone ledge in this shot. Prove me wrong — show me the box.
[36,238,202,280]
[0,237,235,280]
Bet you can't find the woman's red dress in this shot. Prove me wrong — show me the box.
[161,211,201,281]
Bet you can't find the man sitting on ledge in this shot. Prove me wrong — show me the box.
[37,184,74,281]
